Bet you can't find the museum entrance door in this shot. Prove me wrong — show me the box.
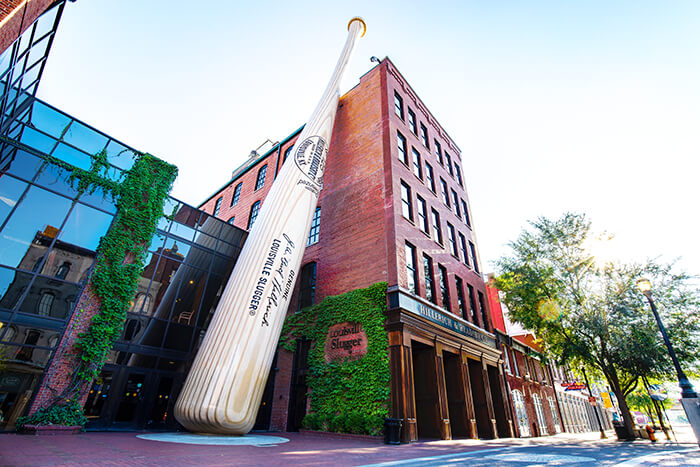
[467,358,492,439]
[84,365,182,431]
[411,341,441,439]
[442,351,469,438]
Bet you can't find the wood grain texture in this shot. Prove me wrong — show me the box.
[174,18,366,434]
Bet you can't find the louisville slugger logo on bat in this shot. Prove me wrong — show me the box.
[295,135,328,193]
[174,17,366,435]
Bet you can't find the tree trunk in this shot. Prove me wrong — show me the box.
[606,368,636,440]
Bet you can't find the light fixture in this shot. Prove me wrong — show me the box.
[636,278,652,294]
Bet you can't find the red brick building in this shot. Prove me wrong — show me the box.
[200,58,512,442]
[487,282,565,437]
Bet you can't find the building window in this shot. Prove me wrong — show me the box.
[470,241,480,273]
[298,262,317,309]
[467,283,478,324]
[255,164,267,190]
[231,183,242,206]
[462,199,471,228]
[400,181,413,221]
[447,222,458,257]
[478,291,489,331]
[504,346,513,374]
[228,216,235,224]
[438,264,450,311]
[511,349,520,376]
[423,254,436,304]
[284,145,294,162]
[411,148,422,180]
[405,242,418,295]
[248,201,261,229]
[425,162,435,192]
[408,107,417,134]
[455,276,467,320]
[307,207,321,246]
[397,131,408,165]
[431,209,442,244]
[394,92,404,119]
[445,152,453,176]
[55,262,70,280]
[420,123,429,148]
[38,292,54,316]
[454,163,463,187]
[213,197,222,216]
[458,232,470,267]
[416,196,428,234]
[549,397,562,433]
[440,178,450,207]
[512,390,531,437]
[533,393,549,435]
[434,140,443,165]
[452,189,461,219]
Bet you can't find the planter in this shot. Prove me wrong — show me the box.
[20,425,83,436]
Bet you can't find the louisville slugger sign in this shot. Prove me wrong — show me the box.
[174,17,366,435]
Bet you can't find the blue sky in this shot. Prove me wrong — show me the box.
[38,0,700,275]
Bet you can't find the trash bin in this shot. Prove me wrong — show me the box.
[384,417,403,445]
[613,423,634,441]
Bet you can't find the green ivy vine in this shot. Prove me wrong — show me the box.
[279,282,390,436]
[16,145,177,429]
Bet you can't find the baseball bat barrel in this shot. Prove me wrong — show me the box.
[174,17,366,434]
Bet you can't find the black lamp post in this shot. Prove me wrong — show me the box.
[636,278,697,399]
[637,278,700,446]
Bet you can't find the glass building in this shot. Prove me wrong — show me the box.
[0,1,247,431]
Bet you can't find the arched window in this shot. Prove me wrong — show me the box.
[298,262,317,310]
[38,292,54,316]
[2,325,17,343]
[532,393,548,435]
[131,293,153,314]
[248,201,261,229]
[512,389,530,437]
[255,164,267,190]
[32,256,45,272]
[55,262,71,279]
[548,396,561,433]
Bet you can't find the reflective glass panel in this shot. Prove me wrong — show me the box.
[0,176,27,226]
[59,203,114,252]
[51,143,92,171]
[0,266,31,311]
[62,121,108,156]
[103,140,135,171]
[28,102,71,139]
[33,161,79,199]
[78,186,117,214]
[17,126,55,154]
[3,148,43,181]
[17,275,81,320]
[0,185,72,268]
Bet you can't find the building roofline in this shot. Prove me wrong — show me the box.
[197,125,305,208]
[380,56,462,155]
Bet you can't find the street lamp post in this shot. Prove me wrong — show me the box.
[581,366,607,439]
[636,278,700,446]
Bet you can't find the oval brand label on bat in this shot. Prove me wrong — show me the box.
[294,135,327,189]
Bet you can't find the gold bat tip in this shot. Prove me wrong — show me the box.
[348,17,367,37]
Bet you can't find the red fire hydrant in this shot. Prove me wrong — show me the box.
[645,424,656,442]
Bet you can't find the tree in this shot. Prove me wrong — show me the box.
[495,213,700,439]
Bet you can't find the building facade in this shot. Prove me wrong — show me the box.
[200,59,511,442]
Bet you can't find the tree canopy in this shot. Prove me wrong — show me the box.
[494,212,700,437]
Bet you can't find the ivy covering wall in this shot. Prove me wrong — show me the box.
[280,282,390,436]
[16,144,177,428]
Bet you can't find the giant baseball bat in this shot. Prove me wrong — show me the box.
[174,17,366,435]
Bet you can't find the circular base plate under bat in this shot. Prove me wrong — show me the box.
[136,432,290,446]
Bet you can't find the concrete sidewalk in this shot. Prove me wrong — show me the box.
[0,428,696,467]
